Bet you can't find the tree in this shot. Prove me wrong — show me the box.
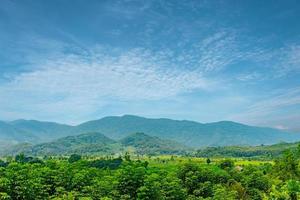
[124,152,131,162]
[274,150,299,180]
[117,164,146,199]
[15,153,26,163]
[193,181,213,198]
[68,154,82,163]
[219,159,234,170]
[287,180,300,200]
[206,158,211,165]
[213,185,237,200]
[161,176,187,200]
[137,174,162,200]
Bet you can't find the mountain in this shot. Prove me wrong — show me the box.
[73,115,300,147]
[10,119,73,141]
[120,132,187,155]
[2,132,187,156]
[1,115,300,148]
[0,121,38,147]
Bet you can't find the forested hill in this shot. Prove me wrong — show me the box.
[120,132,187,155]
[1,115,300,148]
[2,132,188,156]
[196,141,300,158]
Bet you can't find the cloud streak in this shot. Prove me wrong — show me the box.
[0,45,212,122]
[228,87,300,130]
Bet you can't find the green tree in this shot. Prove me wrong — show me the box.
[274,150,299,180]
[287,180,300,200]
[117,164,146,199]
[137,173,162,200]
[219,159,234,170]
[213,185,237,200]
[206,158,211,165]
[68,154,82,163]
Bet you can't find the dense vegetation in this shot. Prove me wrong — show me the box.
[1,133,188,156]
[195,142,300,159]
[1,115,299,148]
[120,132,187,155]
[0,147,300,200]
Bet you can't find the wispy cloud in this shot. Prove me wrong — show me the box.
[0,43,213,122]
[228,87,300,130]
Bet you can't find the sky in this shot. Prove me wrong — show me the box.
[0,0,300,131]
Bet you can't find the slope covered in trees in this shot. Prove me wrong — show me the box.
[195,142,300,158]
[1,132,188,156]
[120,132,188,155]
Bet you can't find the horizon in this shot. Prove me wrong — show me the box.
[1,0,300,132]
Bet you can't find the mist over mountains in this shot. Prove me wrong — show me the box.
[1,115,299,151]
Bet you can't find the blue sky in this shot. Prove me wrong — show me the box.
[0,0,300,131]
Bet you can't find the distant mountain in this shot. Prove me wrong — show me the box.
[10,119,73,141]
[1,115,300,148]
[0,119,75,148]
[0,121,38,147]
[2,132,187,156]
[73,115,300,147]
[120,132,187,155]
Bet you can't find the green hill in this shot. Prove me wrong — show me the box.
[10,132,121,156]
[196,141,300,158]
[120,132,188,155]
[2,132,188,156]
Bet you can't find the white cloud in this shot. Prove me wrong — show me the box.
[228,87,300,128]
[0,46,212,122]
[279,45,300,74]
[247,44,300,78]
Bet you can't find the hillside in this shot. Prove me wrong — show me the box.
[120,132,187,155]
[10,119,73,141]
[2,132,188,156]
[1,115,300,148]
[0,120,74,146]
[0,121,38,147]
[6,132,121,156]
[196,142,300,158]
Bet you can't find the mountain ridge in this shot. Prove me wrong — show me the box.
[0,115,299,148]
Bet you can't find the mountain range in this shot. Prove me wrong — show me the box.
[0,115,299,149]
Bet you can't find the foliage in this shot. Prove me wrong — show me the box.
[0,149,299,200]
[4,132,189,156]
[196,142,300,159]
[68,154,81,163]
